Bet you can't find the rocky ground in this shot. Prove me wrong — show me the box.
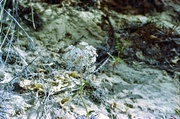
[0,0,180,119]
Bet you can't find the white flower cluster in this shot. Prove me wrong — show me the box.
[62,41,98,73]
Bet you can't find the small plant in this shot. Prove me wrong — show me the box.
[108,39,128,73]
[125,106,129,113]
[62,41,98,118]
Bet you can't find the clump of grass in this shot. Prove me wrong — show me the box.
[0,0,33,69]
[0,0,35,118]
[0,0,34,79]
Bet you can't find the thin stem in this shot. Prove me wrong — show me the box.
[79,72,89,119]
[30,0,36,29]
